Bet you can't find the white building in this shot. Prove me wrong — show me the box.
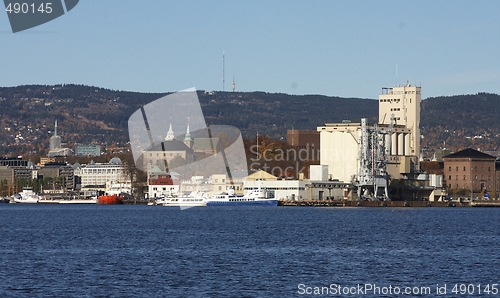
[378,84,421,160]
[244,178,308,200]
[74,157,130,193]
[317,121,363,183]
[179,172,246,196]
[147,167,180,198]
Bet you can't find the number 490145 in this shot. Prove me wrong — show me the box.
[5,2,53,14]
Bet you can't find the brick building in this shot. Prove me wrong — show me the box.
[443,148,497,198]
[286,129,320,161]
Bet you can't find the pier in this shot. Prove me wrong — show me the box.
[279,199,500,207]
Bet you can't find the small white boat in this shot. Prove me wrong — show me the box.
[12,188,40,204]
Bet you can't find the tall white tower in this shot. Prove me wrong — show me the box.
[49,120,61,151]
[378,83,421,160]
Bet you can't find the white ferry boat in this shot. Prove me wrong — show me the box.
[206,187,278,207]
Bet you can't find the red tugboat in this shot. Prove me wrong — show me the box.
[97,194,123,204]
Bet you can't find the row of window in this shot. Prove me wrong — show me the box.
[152,187,176,191]
[78,169,121,174]
[243,187,305,190]
[448,184,491,189]
[391,91,420,95]
[150,152,182,157]
[380,98,401,103]
[448,175,491,181]
[448,166,491,172]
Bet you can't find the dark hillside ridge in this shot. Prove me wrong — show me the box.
[0,84,498,156]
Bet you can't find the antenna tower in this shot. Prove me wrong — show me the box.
[222,51,225,91]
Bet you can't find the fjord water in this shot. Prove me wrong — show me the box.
[0,205,499,297]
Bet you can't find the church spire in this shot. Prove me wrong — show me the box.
[183,119,194,149]
[165,123,175,141]
[184,123,192,142]
[54,120,58,136]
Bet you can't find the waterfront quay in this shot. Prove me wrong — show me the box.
[278,199,500,207]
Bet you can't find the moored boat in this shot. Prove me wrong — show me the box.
[206,187,278,206]
[12,187,40,204]
[97,194,123,204]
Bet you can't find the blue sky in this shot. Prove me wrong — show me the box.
[1,0,499,99]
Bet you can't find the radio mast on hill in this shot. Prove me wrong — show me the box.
[222,50,225,91]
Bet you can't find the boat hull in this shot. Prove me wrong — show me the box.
[13,199,39,204]
[97,195,123,205]
[163,198,206,207]
[206,199,279,207]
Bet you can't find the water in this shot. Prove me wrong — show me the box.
[0,205,499,297]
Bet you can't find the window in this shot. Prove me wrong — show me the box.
[449,167,451,171]
[449,175,451,180]
[464,166,466,171]
[464,175,466,180]
[456,166,458,171]
[456,175,458,180]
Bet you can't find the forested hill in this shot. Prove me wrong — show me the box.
[0,84,499,157]
[420,92,500,155]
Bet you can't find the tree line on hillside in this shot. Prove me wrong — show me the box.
[1,85,500,157]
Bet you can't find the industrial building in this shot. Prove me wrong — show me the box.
[317,83,433,200]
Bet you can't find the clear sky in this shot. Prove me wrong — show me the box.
[1,0,499,99]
